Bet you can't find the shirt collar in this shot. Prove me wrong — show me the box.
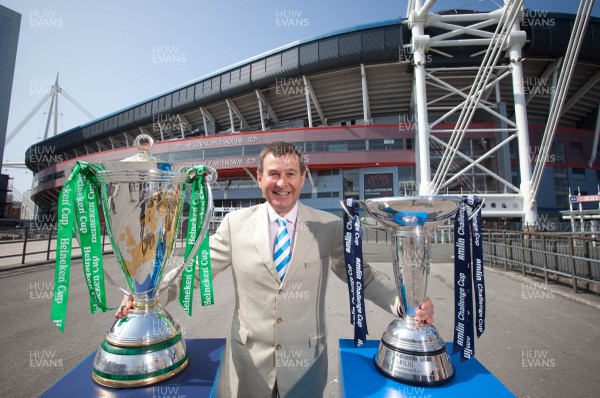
[267,202,298,225]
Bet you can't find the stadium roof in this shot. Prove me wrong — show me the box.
[26,10,600,172]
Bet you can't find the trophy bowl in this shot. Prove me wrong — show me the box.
[364,196,461,386]
[87,135,216,387]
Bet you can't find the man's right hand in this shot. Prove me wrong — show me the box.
[115,295,134,319]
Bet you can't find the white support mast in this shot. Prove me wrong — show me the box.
[406,0,543,221]
[409,0,433,195]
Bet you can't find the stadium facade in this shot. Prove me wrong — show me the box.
[24,9,600,224]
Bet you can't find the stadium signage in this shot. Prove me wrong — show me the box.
[179,157,258,168]
[571,194,600,203]
[177,136,258,149]
[363,172,394,199]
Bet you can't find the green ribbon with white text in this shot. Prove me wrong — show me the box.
[179,165,214,316]
[50,161,112,332]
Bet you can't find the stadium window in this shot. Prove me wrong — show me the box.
[300,193,312,199]
[572,168,585,180]
[569,142,584,154]
[243,145,263,156]
[221,146,244,157]
[553,141,565,163]
[347,140,367,151]
[327,141,346,152]
[369,139,385,150]
[307,141,325,152]
[343,169,359,197]
[317,192,340,198]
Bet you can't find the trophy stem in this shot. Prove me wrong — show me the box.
[132,298,158,310]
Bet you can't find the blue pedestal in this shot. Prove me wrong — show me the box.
[339,339,514,397]
[41,338,226,398]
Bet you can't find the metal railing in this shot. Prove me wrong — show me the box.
[0,227,112,267]
[483,229,600,293]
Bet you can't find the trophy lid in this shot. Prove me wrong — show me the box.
[90,133,194,184]
[100,134,174,173]
[363,196,462,230]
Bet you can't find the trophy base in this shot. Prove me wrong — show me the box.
[373,318,454,386]
[92,302,189,388]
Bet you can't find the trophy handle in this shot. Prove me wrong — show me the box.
[339,199,387,230]
[156,166,216,296]
[467,198,485,220]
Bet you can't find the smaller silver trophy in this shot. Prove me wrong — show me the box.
[362,196,461,385]
[90,135,216,387]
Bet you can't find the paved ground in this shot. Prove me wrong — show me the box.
[0,242,599,398]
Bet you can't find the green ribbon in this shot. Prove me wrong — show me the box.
[179,165,214,316]
[50,161,112,332]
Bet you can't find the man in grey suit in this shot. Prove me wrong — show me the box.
[117,142,434,397]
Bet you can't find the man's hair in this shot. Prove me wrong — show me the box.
[257,142,306,174]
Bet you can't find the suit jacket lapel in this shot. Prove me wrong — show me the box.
[252,203,281,283]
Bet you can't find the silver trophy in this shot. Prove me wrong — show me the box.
[362,196,461,386]
[89,134,216,387]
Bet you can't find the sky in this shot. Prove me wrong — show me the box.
[2,0,599,196]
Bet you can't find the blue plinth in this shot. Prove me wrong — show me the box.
[41,338,226,398]
[339,339,514,398]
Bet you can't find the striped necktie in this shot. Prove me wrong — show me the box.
[274,217,291,281]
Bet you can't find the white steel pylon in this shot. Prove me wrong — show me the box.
[408,0,536,224]
[5,72,95,145]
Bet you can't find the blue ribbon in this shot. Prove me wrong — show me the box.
[452,195,485,361]
[343,198,368,347]
[469,196,486,337]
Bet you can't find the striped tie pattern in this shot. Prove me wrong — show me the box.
[274,217,291,281]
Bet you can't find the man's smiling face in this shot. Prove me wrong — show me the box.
[257,152,306,216]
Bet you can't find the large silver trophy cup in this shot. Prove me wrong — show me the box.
[90,135,216,387]
[363,196,461,386]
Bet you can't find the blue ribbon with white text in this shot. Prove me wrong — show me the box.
[452,195,485,361]
[343,198,368,347]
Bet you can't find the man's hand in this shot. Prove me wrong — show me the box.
[416,296,434,325]
[115,295,134,319]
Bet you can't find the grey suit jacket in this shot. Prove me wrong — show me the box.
[165,202,398,397]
